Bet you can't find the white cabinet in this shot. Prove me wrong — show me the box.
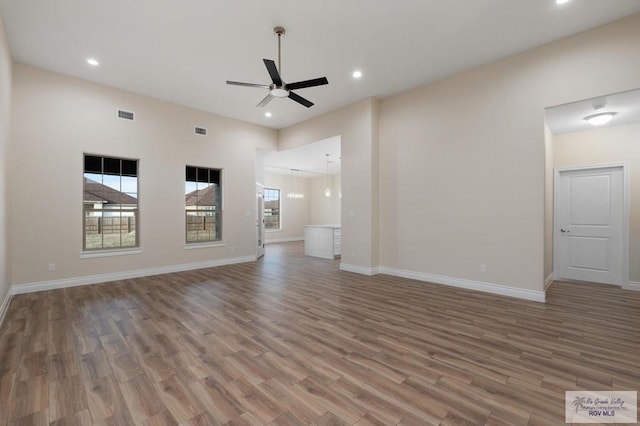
[304,225,341,259]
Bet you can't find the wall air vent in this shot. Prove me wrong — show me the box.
[118,110,134,120]
[195,126,207,136]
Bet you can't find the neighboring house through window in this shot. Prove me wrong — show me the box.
[83,155,139,250]
[185,166,222,243]
[264,188,280,230]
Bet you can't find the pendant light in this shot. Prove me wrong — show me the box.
[324,154,332,198]
[286,169,304,200]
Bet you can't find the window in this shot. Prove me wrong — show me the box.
[185,166,222,243]
[264,188,281,230]
[83,155,139,250]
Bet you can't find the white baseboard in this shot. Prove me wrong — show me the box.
[378,266,546,303]
[265,237,303,244]
[624,281,640,291]
[544,274,554,290]
[0,289,12,328]
[11,255,257,295]
[339,263,379,276]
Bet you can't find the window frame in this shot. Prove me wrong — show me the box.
[185,165,223,244]
[82,154,140,252]
[263,187,281,231]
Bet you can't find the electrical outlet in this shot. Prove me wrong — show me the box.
[48,263,56,272]
[480,264,487,273]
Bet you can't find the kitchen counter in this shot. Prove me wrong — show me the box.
[304,225,341,259]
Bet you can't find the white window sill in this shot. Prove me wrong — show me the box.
[81,248,143,259]
[184,241,226,250]
[265,229,282,233]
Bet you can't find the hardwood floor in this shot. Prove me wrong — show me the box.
[1,242,639,425]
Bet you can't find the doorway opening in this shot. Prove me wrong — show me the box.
[256,136,342,259]
[545,88,639,289]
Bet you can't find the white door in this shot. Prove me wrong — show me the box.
[555,166,625,285]
[256,185,265,259]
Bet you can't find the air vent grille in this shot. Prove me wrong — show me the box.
[118,110,134,120]
[195,126,207,136]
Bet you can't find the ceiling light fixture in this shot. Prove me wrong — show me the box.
[556,0,570,5]
[352,70,362,79]
[584,112,616,126]
[286,169,304,200]
[324,154,332,198]
[265,112,272,118]
[86,58,99,66]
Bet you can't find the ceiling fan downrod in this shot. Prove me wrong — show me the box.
[274,26,285,78]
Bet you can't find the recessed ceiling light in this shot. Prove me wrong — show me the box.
[352,70,362,79]
[86,58,99,66]
[265,112,272,118]
[556,0,570,5]
[584,112,616,126]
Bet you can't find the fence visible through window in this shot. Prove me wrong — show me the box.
[83,154,139,250]
[185,166,222,243]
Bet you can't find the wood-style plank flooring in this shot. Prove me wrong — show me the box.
[1,242,639,425]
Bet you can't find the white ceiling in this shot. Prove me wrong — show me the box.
[546,88,640,134]
[265,136,341,177]
[2,1,640,129]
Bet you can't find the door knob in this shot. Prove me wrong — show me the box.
[560,228,570,233]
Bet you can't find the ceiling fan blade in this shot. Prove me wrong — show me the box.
[286,77,329,91]
[263,59,283,86]
[257,94,275,107]
[288,91,314,108]
[226,81,271,89]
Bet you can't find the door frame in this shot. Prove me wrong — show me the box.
[553,163,630,286]
[256,183,265,259]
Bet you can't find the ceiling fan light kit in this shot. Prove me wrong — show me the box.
[226,26,329,108]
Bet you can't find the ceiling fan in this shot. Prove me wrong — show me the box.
[226,26,329,108]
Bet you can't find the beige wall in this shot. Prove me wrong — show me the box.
[263,172,311,242]
[279,98,379,269]
[9,64,277,287]
[5,14,640,298]
[378,15,640,292]
[0,10,11,306]
[554,123,640,283]
[309,174,341,225]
